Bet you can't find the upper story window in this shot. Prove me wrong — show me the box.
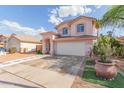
[62,27,68,35]
[77,24,84,32]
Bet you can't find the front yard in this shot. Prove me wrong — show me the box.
[73,35,124,88]
[81,59,124,88]
[83,67,124,88]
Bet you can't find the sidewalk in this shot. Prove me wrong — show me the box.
[0,53,35,63]
[0,69,41,88]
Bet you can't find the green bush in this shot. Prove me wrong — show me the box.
[110,37,124,57]
[85,59,95,66]
[93,36,115,63]
[114,45,124,57]
[9,47,17,53]
[36,50,43,55]
[93,36,124,60]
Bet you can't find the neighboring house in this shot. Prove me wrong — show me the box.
[41,16,97,56]
[7,34,42,53]
[0,34,10,49]
[117,36,124,45]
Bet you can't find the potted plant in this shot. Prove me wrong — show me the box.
[93,36,117,79]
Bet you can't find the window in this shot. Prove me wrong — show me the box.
[77,24,84,32]
[63,28,68,35]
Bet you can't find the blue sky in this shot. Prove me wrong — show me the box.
[0,5,112,39]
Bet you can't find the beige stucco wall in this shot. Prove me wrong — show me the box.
[57,23,70,36]
[7,37,41,53]
[7,37,20,52]
[42,33,55,55]
[70,18,93,36]
[41,17,96,56]
[56,17,95,37]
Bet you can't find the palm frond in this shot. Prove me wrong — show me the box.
[101,5,124,28]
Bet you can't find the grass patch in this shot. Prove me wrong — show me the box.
[82,67,124,88]
[85,59,95,66]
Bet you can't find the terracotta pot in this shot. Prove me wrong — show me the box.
[95,60,117,79]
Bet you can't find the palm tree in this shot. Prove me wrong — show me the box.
[95,19,102,39]
[101,5,124,27]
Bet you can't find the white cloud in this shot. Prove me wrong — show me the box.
[95,5,102,9]
[0,20,47,36]
[58,6,92,17]
[48,5,93,25]
[50,8,58,15]
[48,15,63,25]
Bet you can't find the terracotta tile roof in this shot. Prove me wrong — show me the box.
[57,35,96,39]
[54,35,96,42]
[11,35,41,44]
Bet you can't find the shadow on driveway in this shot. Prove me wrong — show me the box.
[41,55,84,76]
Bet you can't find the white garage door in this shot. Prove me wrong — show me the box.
[56,42,86,56]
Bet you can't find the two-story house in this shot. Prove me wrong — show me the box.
[41,16,97,56]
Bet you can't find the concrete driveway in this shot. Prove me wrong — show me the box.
[0,55,84,88]
[23,56,83,75]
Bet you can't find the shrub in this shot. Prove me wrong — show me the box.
[9,47,17,53]
[85,59,95,66]
[93,36,124,60]
[115,45,124,57]
[110,37,124,57]
[36,50,43,55]
[93,36,115,63]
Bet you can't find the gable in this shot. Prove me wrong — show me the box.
[56,16,96,30]
[8,37,20,44]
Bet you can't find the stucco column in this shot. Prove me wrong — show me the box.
[50,35,56,56]
[42,39,46,54]
[50,39,54,55]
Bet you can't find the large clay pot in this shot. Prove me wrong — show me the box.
[95,60,117,79]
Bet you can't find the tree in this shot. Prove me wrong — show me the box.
[107,31,113,37]
[101,5,124,27]
[95,19,102,38]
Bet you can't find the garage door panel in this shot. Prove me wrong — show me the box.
[56,42,86,56]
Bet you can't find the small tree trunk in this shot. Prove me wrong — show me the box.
[97,29,99,40]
